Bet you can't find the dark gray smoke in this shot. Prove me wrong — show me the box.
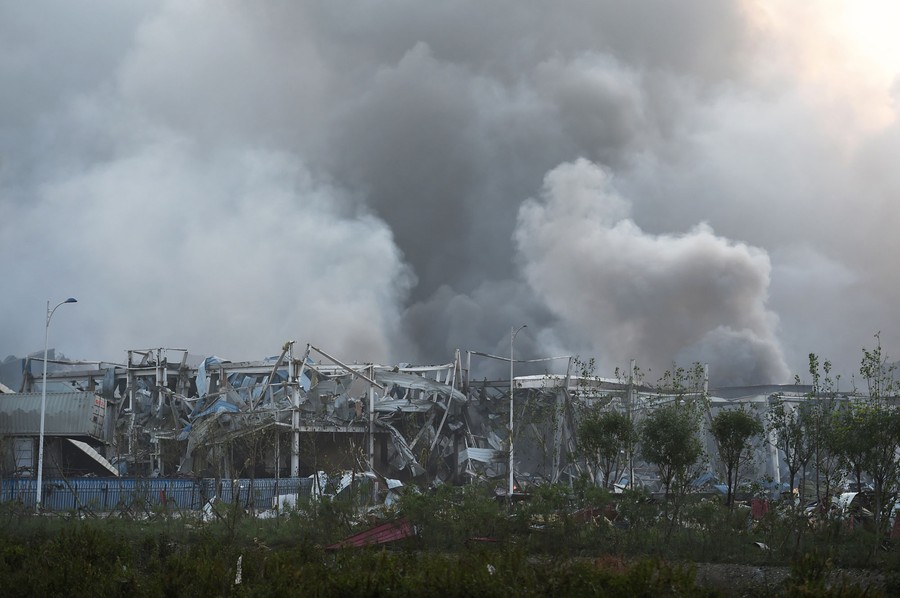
[3,1,899,384]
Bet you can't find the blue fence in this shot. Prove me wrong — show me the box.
[0,477,314,513]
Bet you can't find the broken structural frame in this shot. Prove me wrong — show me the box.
[16,344,806,493]
[21,343,584,484]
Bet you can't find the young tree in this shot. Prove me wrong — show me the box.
[640,403,703,504]
[641,363,707,517]
[831,401,869,493]
[577,409,635,489]
[859,332,897,401]
[856,335,900,547]
[806,354,841,509]
[767,395,814,504]
[855,402,900,543]
[711,408,763,508]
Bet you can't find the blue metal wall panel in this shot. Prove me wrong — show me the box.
[0,477,313,512]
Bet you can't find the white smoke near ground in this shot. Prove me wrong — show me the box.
[2,0,900,384]
[0,125,413,363]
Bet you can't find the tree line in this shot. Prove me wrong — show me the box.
[577,335,900,549]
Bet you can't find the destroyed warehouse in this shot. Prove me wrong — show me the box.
[0,343,813,510]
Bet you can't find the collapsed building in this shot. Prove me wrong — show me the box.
[0,343,815,510]
[1,344,579,485]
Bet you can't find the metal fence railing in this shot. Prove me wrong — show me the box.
[0,477,314,513]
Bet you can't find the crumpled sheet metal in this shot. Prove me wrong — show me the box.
[377,421,427,476]
[373,397,435,413]
[376,370,467,404]
[459,447,498,463]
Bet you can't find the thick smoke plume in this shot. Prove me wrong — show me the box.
[3,1,900,384]
[515,159,789,385]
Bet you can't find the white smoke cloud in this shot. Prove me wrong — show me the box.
[0,105,413,363]
[515,159,789,385]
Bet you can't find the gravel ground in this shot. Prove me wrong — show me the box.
[692,562,888,597]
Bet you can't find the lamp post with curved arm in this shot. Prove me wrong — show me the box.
[36,297,77,511]
[509,324,526,498]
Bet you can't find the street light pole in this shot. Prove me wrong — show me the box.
[509,324,526,498]
[36,297,77,512]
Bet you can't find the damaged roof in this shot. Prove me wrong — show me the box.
[0,391,107,439]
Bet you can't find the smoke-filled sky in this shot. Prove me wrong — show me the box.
[2,0,899,386]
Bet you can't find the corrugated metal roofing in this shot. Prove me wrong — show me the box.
[0,391,106,439]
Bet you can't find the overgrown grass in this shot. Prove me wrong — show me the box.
[0,521,711,597]
[0,482,895,596]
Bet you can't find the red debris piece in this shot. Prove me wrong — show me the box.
[326,518,414,550]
